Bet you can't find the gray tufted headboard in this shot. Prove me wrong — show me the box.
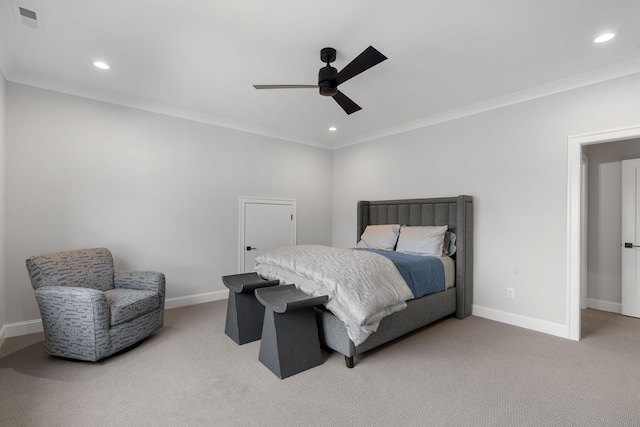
[356,195,473,317]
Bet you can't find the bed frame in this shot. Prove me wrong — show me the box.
[315,195,473,367]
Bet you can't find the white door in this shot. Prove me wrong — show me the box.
[621,159,640,317]
[239,198,296,273]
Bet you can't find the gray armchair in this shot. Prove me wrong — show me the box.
[25,248,165,361]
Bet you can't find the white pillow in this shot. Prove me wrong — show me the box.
[396,225,448,256]
[357,224,401,251]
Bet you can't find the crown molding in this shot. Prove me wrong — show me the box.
[332,57,640,150]
[6,71,329,150]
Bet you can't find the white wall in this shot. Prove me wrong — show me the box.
[5,83,333,326]
[0,69,6,342]
[583,138,640,313]
[332,72,640,334]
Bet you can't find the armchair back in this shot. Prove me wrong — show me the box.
[26,248,115,291]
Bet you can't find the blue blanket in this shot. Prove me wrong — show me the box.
[355,249,446,298]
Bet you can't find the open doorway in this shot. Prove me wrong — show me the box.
[583,139,640,314]
[567,126,640,340]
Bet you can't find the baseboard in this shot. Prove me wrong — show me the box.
[0,324,6,348]
[0,291,230,343]
[4,319,44,338]
[163,290,228,309]
[472,304,569,339]
[587,298,622,314]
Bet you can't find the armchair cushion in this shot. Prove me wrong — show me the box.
[104,288,159,327]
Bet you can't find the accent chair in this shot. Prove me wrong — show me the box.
[25,247,165,361]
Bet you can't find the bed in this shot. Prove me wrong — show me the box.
[257,195,473,367]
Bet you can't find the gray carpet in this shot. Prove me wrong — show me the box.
[1,302,639,426]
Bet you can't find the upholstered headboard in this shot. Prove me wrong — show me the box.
[356,195,473,318]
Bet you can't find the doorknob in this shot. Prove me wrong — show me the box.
[624,243,640,248]
[246,246,258,251]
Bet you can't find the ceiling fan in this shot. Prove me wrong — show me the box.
[253,46,387,115]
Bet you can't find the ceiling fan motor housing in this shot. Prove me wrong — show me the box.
[318,66,338,96]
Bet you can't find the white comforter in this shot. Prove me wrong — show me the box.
[254,245,414,346]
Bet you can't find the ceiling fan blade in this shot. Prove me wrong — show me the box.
[333,46,387,86]
[333,90,362,115]
[253,85,317,89]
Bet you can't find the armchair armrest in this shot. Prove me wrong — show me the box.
[35,285,107,311]
[34,286,111,361]
[114,271,166,303]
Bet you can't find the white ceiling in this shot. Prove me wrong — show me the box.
[1,0,639,149]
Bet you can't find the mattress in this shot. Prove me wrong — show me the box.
[254,245,454,346]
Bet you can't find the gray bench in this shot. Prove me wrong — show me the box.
[222,273,279,345]
[255,284,328,379]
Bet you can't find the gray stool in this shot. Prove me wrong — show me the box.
[255,284,328,379]
[223,273,279,345]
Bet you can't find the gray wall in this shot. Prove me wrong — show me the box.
[332,72,640,329]
[5,83,333,324]
[0,70,5,338]
[583,138,640,312]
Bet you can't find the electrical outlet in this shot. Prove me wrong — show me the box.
[507,288,515,299]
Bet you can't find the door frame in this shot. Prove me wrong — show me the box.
[580,154,588,311]
[567,125,640,341]
[238,197,297,273]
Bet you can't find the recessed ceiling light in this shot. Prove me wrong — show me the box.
[93,61,110,70]
[594,33,615,44]
[329,127,337,132]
